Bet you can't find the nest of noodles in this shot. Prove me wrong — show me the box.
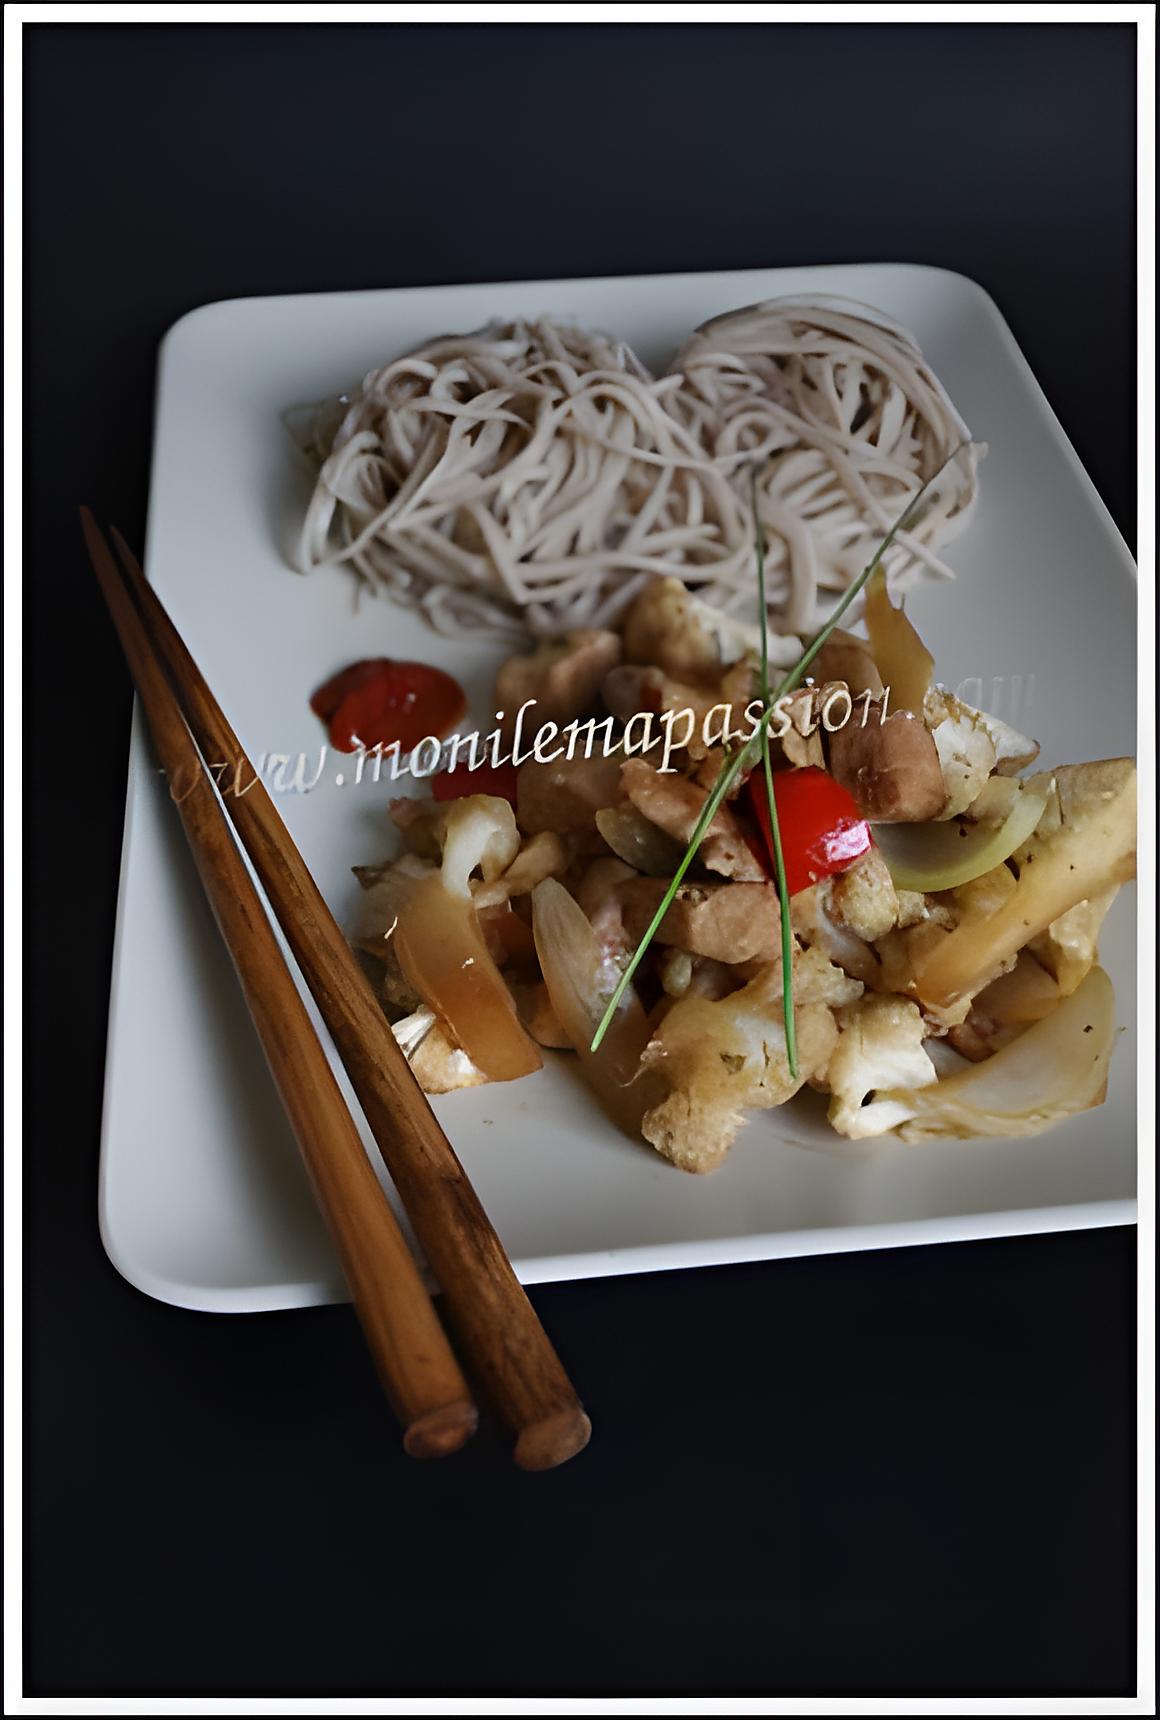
[298,299,981,641]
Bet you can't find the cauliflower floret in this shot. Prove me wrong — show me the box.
[924,688,1039,818]
[792,883,878,986]
[471,830,569,911]
[389,791,526,890]
[825,995,938,1139]
[439,794,521,898]
[639,949,861,1173]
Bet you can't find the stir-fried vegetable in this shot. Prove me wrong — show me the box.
[872,781,1047,893]
[393,795,542,1082]
[863,566,933,715]
[913,760,1136,1008]
[531,878,658,1133]
[746,767,872,896]
[878,966,1117,1141]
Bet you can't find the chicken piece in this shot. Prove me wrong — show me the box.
[638,974,829,1172]
[826,703,947,822]
[620,757,765,881]
[621,576,797,680]
[602,659,756,760]
[811,627,884,698]
[392,1009,488,1094]
[826,849,899,943]
[495,629,621,739]
[619,877,782,964]
[825,994,938,1139]
[516,750,625,850]
[1026,887,1120,997]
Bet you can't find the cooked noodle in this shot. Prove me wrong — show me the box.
[298,297,980,641]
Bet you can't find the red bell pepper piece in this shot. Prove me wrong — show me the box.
[746,766,872,897]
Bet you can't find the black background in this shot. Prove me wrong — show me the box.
[25,21,1137,1698]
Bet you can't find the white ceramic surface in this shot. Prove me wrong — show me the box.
[99,263,1137,1312]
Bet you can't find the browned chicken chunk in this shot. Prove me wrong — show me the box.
[619,877,782,963]
[516,750,626,849]
[620,757,765,880]
[495,629,622,739]
[827,705,947,822]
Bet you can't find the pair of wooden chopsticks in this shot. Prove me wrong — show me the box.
[83,509,590,1470]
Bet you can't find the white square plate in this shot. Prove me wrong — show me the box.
[100,264,1137,1312]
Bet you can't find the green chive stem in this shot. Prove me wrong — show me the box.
[752,468,798,1079]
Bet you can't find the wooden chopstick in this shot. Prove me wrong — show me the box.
[82,509,478,1460]
[101,521,592,1472]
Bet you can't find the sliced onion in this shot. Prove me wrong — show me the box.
[393,874,542,1082]
[864,567,934,715]
[531,878,660,1132]
[877,966,1115,1141]
[973,953,1061,1026]
[595,806,685,876]
[872,783,1047,893]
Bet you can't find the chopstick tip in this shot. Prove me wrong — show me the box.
[403,1399,480,1460]
[513,1408,592,1472]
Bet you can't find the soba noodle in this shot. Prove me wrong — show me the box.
[297,297,980,641]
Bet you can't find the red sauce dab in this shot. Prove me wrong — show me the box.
[310,659,467,755]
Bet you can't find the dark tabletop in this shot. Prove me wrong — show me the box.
[25,20,1136,1698]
